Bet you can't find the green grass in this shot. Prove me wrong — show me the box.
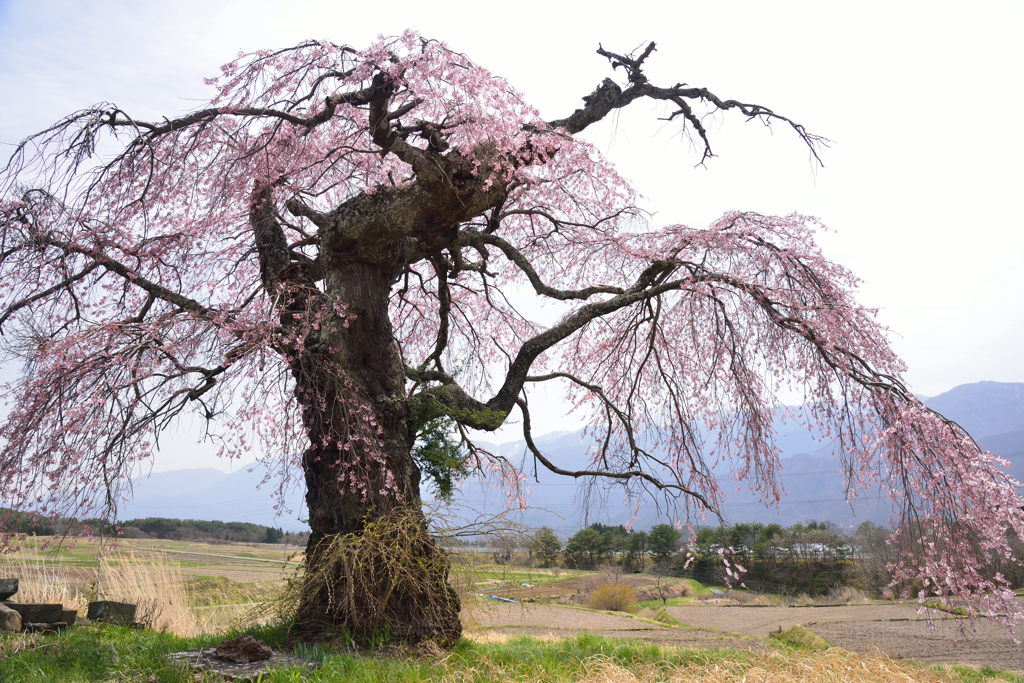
[0,626,750,682]
[923,599,970,616]
[635,596,688,609]
[0,623,301,682]
[183,575,280,607]
[4,624,1019,682]
[457,563,588,587]
[940,664,1024,682]
[1,624,197,682]
[634,578,722,610]
[768,625,831,651]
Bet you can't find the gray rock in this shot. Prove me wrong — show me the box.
[0,578,17,601]
[5,602,63,623]
[86,600,136,624]
[61,608,77,626]
[167,647,320,681]
[0,603,21,632]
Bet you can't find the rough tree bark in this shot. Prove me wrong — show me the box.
[290,266,460,642]
[256,177,465,641]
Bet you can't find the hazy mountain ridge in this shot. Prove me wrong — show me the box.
[121,381,1024,533]
[925,381,1024,438]
[121,467,307,531]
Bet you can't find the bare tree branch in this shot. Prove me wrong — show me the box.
[517,397,714,511]
[548,41,828,165]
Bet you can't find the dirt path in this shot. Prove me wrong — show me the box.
[665,603,926,638]
[667,602,1024,672]
[811,619,1024,671]
[468,600,1024,672]
[466,603,772,653]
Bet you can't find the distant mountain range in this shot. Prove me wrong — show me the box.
[120,466,308,531]
[120,381,1024,534]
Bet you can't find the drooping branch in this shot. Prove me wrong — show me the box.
[525,370,677,474]
[19,232,213,318]
[484,259,684,415]
[0,262,100,332]
[411,214,949,469]
[517,397,715,511]
[408,260,688,429]
[49,83,380,142]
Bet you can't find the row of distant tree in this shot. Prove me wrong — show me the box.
[0,509,308,546]
[502,520,881,595]
[115,517,309,545]
[482,519,1024,597]
[541,523,685,571]
[686,521,871,595]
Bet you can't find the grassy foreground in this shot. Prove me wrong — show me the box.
[1,624,1020,683]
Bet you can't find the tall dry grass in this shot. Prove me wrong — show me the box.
[0,552,89,611]
[570,648,955,682]
[94,550,199,636]
[826,585,871,604]
[0,545,200,636]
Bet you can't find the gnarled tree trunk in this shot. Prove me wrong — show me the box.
[287,262,460,645]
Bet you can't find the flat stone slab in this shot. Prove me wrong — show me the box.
[87,600,136,624]
[0,578,17,601]
[166,648,320,681]
[5,603,63,623]
[23,621,69,634]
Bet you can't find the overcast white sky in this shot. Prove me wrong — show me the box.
[1,0,1021,471]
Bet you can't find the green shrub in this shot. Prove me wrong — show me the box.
[588,582,636,612]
